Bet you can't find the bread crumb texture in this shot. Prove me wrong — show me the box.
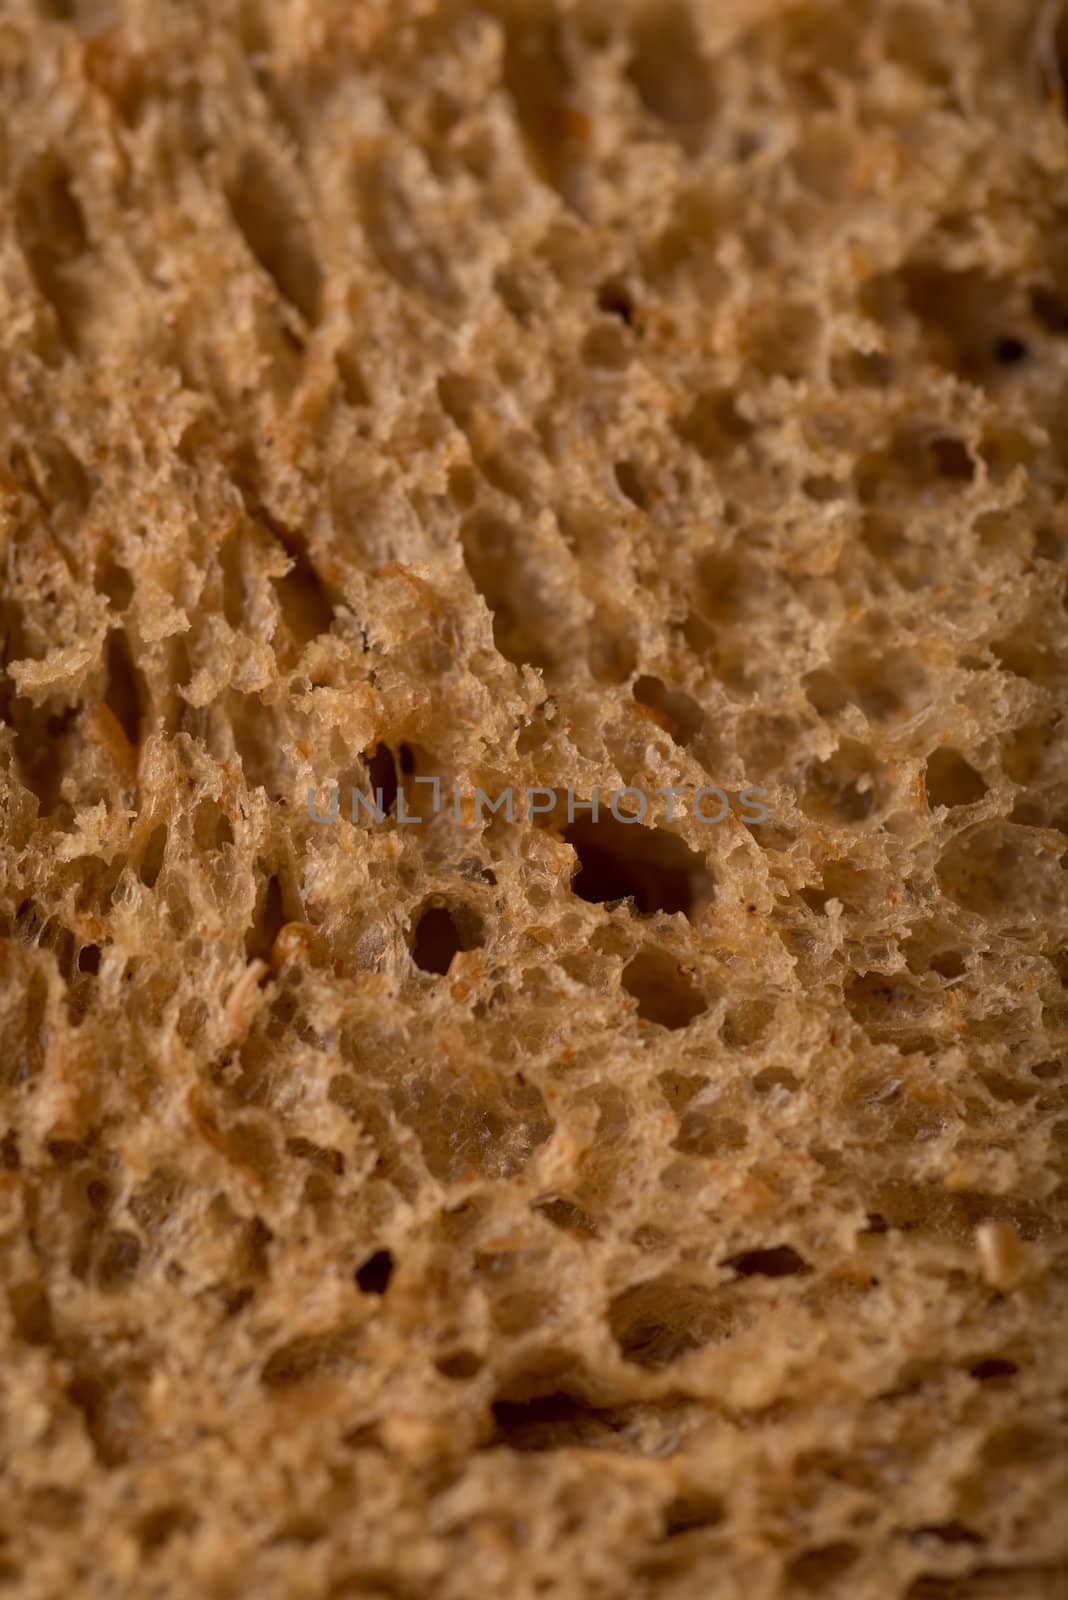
[1,1,1067,1596]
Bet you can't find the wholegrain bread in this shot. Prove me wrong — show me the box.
[1,1,1067,1596]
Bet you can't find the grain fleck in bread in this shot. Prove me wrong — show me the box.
[1,2,1067,1596]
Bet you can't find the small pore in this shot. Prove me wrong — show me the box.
[104,628,142,752]
[801,740,886,825]
[532,1195,600,1238]
[9,1281,55,1346]
[460,512,562,671]
[662,1490,725,1537]
[435,1349,483,1381]
[1031,284,1068,335]
[498,11,586,209]
[887,262,1017,382]
[15,150,90,352]
[489,1389,618,1453]
[581,323,631,370]
[260,1326,362,1387]
[622,947,707,1030]
[608,1275,736,1369]
[67,1366,143,1468]
[752,1066,800,1095]
[138,824,168,888]
[410,900,482,975]
[336,344,371,407]
[928,435,975,482]
[78,943,101,975]
[969,1357,1018,1381]
[354,1249,394,1295]
[193,800,234,853]
[365,744,398,815]
[994,336,1028,366]
[137,1503,200,1554]
[564,813,712,921]
[597,278,636,324]
[94,1230,142,1291]
[614,459,648,508]
[227,151,323,325]
[412,906,460,973]
[1050,7,1068,111]
[627,0,711,128]
[246,873,286,963]
[359,157,460,306]
[632,675,703,745]
[937,821,1063,918]
[98,561,133,611]
[272,547,335,650]
[785,1541,859,1591]
[924,748,988,810]
[673,1110,748,1158]
[676,389,752,460]
[723,1244,810,1278]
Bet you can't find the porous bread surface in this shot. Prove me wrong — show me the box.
[1,0,1067,1595]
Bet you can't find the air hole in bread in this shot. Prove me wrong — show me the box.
[928,435,975,482]
[724,1245,810,1278]
[286,1136,344,1176]
[226,150,323,325]
[801,741,886,825]
[969,1358,1018,1381]
[136,1503,199,1553]
[627,1,711,129]
[193,799,233,852]
[354,1249,394,1295]
[247,873,285,961]
[580,322,631,370]
[460,512,563,670]
[784,1540,858,1591]
[336,343,371,407]
[272,546,335,652]
[632,675,703,745]
[8,1281,54,1345]
[410,905,459,974]
[596,278,635,324]
[613,459,648,508]
[67,1365,145,1467]
[752,1067,800,1095]
[994,336,1028,365]
[489,1390,611,1452]
[94,1229,142,1290]
[137,824,168,889]
[260,1326,362,1387]
[359,157,460,306]
[661,1490,724,1536]
[365,743,399,816]
[435,1349,483,1380]
[104,629,142,751]
[621,947,706,1030]
[673,1110,747,1157]
[497,8,586,208]
[676,390,752,460]
[15,150,89,354]
[77,943,101,977]
[924,749,988,810]
[565,813,711,920]
[720,998,775,1050]
[532,1195,600,1238]
[844,972,932,1043]
[608,1276,736,1369]
[937,822,1067,919]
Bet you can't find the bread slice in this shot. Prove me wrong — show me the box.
[1,1,1066,1595]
